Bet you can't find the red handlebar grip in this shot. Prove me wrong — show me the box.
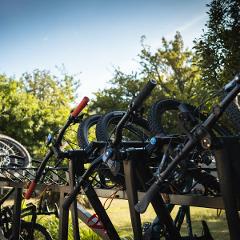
[71,96,89,118]
[25,180,37,199]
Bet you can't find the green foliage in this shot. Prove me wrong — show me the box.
[38,215,102,240]
[139,32,203,102]
[92,32,203,114]
[35,204,228,240]
[0,70,79,157]
[80,229,101,240]
[92,71,148,113]
[194,0,240,89]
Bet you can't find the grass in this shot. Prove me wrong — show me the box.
[100,199,229,239]
[39,198,229,239]
[5,198,230,239]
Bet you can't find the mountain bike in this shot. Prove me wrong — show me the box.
[0,187,56,240]
[135,73,240,240]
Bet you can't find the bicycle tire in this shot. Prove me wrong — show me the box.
[2,221,52,240]
[223,93,240,133]
[77,114,121,188]
[95,111,152,187]
[19,221,52,240]
[148,99,222,195]
[96,111,150,142]
[148,99,230,136]
[0,134,31,168]
[77,114,102,148]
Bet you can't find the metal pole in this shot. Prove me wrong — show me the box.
[59,189,68,240]
[123,158,143,240]
[215,138,240,240]
[132,149,181,240]
[69,159,80,240]
[10,187,22,240]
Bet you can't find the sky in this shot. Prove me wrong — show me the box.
[0,0,210,99]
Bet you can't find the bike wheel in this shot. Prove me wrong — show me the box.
[146,100,218,239]
[95,111,151,187]
[96,111,150,142]
[77,114,118,188]
[19,221,52,240]
[0,134,31,168]
[148,99,230,136]
[148,99,222,195]
[77,114,102,148]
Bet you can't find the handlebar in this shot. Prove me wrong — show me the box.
[71,96,89,118]
[130,79,157,112]
[25,96,89,199]
[24,180,37,199]
[25,150,54,199]
[113,80,157,146]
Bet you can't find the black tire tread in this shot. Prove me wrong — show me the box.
[20,221,52,240]
[148,99,230,136]
[77,114,102,148]
[96,111,150,142]
[225,97,240,132]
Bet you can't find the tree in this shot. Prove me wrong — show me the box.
[92,71,152,113]
[0,70,80,157]
[92,32,202,114]
[194,0,240,89]
[139,32,202,102]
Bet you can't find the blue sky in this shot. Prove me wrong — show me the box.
[0,0,210,99]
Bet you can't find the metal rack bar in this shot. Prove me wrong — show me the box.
[123,158,142,240]
[215,138,240,240]
[69,158,80,240]
[9,188,22,240]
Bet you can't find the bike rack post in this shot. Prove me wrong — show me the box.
[69,157,80,240]
[215,137,240,240]
[58,188,66,239]
[126,148,181,240]
[10,187,22,240]
[123,150,143,240]
[58,150,87,240]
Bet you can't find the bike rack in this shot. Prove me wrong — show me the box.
[1,137,240,240]
[0,177,237,240]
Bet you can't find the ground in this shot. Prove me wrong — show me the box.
[104,199,229,239]
[15,197,230,239]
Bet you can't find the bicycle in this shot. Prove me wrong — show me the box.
[135,73,240,240]
[0,186,57,239]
